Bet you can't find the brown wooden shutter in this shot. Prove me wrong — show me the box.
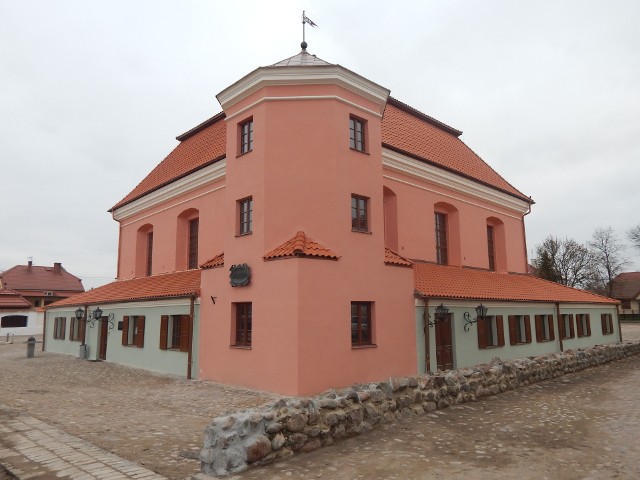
[535,315,542,342]
[601,314,606,334]
[69,318,75,340]
[496,315,505,347]
[549,315,555,341]
[159,315,169,350]
[586,314,591,336]
[477,317,487,349]
[508,316,517,345]
[524,315,532,343]
[569,314,575,338]
[576,315,583,337]
[79,315,86,342]
[136,316,145,348]
[180,315,191,352]
[122,316,129,345]
[62,318,66,340]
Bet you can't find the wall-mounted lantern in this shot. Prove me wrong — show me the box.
[463,304,488,332]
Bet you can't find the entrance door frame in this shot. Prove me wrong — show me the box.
[434,313,454,370]
[98,317,108,360]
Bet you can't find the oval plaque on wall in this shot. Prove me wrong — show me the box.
[229,264,251,287]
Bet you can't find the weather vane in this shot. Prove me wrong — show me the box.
[301,11,317,50]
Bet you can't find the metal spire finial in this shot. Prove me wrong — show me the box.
[301,11,317,51]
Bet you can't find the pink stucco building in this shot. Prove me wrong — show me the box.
[45,46,619,396]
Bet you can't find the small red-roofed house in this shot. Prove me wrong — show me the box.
[610,272,640,319]
[45,46,620,395]
[0,289,42,337]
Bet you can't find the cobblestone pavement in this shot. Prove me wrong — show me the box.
[1,325,640,480]
[0,337,280,479]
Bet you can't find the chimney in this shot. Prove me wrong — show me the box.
[53,262,62,274]
[27,256,33,269]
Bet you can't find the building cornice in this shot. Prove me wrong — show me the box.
[382,149,531,215]
[217,65,390,115]
[112,160,226,221]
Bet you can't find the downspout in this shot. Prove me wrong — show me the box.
[81,305,88,345]
[522,198,533,273]
[187,295,195,380]
[417,293,430,373]
[556,302,563,352]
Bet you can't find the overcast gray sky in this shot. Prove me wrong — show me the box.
[1,0,639,289]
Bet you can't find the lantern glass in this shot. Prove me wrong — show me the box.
[75,308,84,320]
[476,304,488,318]
[93,307,103,320]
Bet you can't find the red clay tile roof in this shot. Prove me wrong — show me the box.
[264,231,339,260]
[110,113,227,211]
[0,264,84,293]
[414,263,617,304]
[201,253,224,269]
[0,289,33,309]
[382,98,529,202]
[384,248,412,267]
[47,270,200,308]
[610,272,640,300]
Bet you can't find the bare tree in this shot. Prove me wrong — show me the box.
[628,224,640,252]
[588,227,628,296]
[533,236,594,289]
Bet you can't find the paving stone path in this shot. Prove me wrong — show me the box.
[2,324,640,479]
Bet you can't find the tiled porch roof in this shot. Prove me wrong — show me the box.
[414,263,618,304]
[264,231,339,260]
[201,253,225,269]
[0,289,33,309]
[384,248,412,267]
[47,270,201,308]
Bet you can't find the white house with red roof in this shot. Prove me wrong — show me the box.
[45,46,620,395]
[0,288,41,337]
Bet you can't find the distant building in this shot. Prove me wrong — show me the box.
[0,288,41,337]
[45,46,619,396]
[0,261,84,308]
[610,272,640,319]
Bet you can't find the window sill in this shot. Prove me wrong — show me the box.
[351,229,372,235]
[349,148,370,155]
[352,344,377,349]
[536,339,553,343]
[236,150,253,158]
[125,345,143,348]
[230,345,252,350]
[235,233,253,238]
[483,345,501,349]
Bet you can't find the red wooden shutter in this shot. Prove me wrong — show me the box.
[535,315,542,342]
[586,314,591,336]
[524,315,532,343]
[496,316,505,347]
[180,315,191,352]
[508,316,517,345]
[122,316,129,346]
[477,317,487,349]
[569,314,575,338]
[549,315,555,340]
[159,315,169,350]
[136,316,145,348]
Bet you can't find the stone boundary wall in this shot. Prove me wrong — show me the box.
[199,341,640,476]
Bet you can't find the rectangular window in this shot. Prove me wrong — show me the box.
[509,315,532,345]
[487,225,495,271]
[188,218,199,269]
[53,317,66,340]
[601,313,614,335]
[576,314,591,337]
[351,195,369,232]
[351,302,372,346]
[69,317,83,342]
[1,315,28,328]
[535,315,555,342]
[477,315,505,349]
[435,212,448,265]
[562,314,575,339]
[239,197,253,235]
[234,303,252,347]
[146,231,153,276]
[349,116,366,152]
[239,118,254,154]
[122,316,145,348]
[621,299,631,309]
[159,315,191,352]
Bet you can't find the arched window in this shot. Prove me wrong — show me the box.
[176,209,199,270]
[135,224,153,277]
[486,217,506,271]
[383,186,399,251]
[434,202,461,266]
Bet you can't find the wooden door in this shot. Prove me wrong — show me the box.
[98,318,108,360]
[435,314,453,370]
